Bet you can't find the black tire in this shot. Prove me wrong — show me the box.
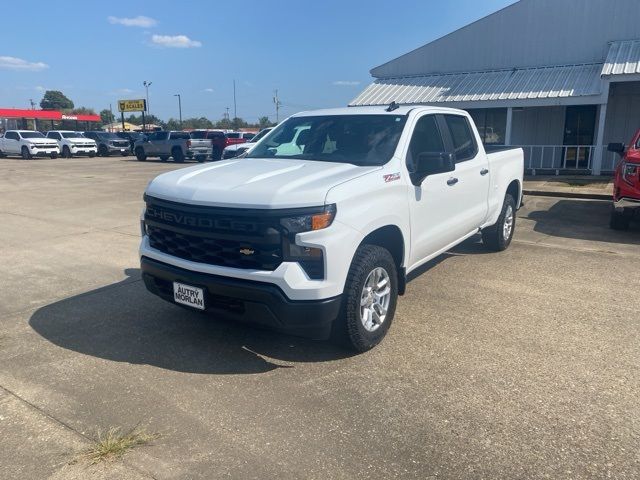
[334,245,398,352]
[482,193,516,252]
[135,147,147,162]
[609,209,631,230]
[0,150,5,158]
[172,148,185,163]
[21,146,32,160]
[98,145,109,157]
[196,155,206,163]
[159,155,169,162]
[62,146,71,158]
[50,153,58,159]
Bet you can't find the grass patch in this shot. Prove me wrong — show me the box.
[78,426,160,464]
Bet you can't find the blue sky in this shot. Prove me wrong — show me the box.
[0,0,514,122]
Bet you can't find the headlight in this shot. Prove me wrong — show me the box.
[622,162,638,185]
[279,204,336,234]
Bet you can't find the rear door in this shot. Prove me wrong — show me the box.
[440,114,490,235]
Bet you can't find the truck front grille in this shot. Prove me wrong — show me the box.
[144,195,284,271]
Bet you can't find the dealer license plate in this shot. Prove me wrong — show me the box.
[173,282,205,310]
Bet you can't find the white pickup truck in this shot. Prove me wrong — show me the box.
[0,130,60,159]
[140,105,524,351]
[45,130,97,158]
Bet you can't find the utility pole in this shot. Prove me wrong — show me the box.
[273,90,281,123]
[143,80,152,119]
[233,79,237,120]
[174,94,182,127]
[29,99,36,110]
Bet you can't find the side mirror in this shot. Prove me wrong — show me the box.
[410,152,455,186]
[607,142,625,155]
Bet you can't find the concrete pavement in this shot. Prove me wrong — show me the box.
[523,175,614,200]
[1,156,639,479]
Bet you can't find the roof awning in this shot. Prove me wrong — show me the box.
[602,39,640,76]
[350,64,603,107]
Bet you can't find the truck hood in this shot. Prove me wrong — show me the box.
[146,158,378,208]
[26,138,58,146]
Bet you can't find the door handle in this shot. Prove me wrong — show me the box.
[447,177,459,186]
[480,168,489,176]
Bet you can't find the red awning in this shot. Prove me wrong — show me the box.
[0,108,100,122]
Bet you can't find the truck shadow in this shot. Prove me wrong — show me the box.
[523,199,640,244]
[28,269,351,375]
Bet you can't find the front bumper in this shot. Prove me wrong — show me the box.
[141,256,341,339]
[106,144,130,153]
[70,144,97,154]
[31,146,59,156]
[614,196,640,211]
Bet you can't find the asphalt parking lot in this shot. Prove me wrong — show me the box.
[1,156,639,479]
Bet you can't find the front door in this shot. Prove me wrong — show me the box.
[563,105,596,169]
[405,114,489,269]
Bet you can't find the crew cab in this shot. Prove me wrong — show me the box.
[190,130,226,161]
[222,127,273,159]
[0,130,59,159]
[139,105,524,351]
[134,131,213,163]
[46,130,97,158]
[608,130,640,230]
[224,131,255,148]
[83,131,131,156]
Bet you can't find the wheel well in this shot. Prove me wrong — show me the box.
[360,225,406,295]
[506,180,521,206]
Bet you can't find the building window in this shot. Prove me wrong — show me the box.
[468,108,507,145]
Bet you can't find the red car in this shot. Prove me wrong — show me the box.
[224,131,255,148]
[608,130,640,230]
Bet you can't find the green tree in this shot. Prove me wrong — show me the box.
[230,117,248,130]
[100,109,115,124]
[258,116,274,129]
[71,106,96,115]
[40,90,74,111]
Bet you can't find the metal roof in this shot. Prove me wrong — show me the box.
[350,64,603,106]
[602,39,640,76]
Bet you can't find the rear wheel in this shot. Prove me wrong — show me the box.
[21,146,32,160]
[482,193,516,251]
[610,209,631,230]
[334,245,398,352]
[62,146,72,158]
[172,148,185,163]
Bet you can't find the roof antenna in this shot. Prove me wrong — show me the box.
[385,101,399,112]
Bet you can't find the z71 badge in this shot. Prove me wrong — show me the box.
[383,172,401,183]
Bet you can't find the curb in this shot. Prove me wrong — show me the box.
[523,189,611,201]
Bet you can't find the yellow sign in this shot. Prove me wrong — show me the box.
[118,99,146,112]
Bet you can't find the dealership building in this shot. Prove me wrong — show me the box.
[351,0,640,175]
[0,108,100,132]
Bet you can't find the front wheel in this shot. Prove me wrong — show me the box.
[334,245,398,352]
[62,146,72,158]
[21,146,32,160]
[98,145,109,157]
[135,148,147,161]
[610,209,631,230]
[482,193,516,251]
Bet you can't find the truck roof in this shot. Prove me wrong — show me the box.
[293,105,469,117]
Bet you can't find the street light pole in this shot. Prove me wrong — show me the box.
[174,94,182,128]
[143,80,152,116]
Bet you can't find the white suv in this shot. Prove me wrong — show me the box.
[46,131,97,158]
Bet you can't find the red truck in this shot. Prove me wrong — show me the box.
[608,130,640,230]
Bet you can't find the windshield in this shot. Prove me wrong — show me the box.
[20,131,45,139]
[249,128,271,143]
[246,115,407,166]
[62,132,84,138]
[99,133,120,139]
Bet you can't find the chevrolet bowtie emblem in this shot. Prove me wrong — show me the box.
[239,248,255,255]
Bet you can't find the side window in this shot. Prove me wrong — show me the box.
[406,115,445,170]
[7,132,18,140]
[444,115,477,162]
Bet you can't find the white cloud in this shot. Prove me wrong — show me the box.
[151,34,202,48]
[204,88,214,93]
[0,56,48,71]
[108,15,157,28]
[115,88,133,94]
[332,80,361,86]
[35,85,46,92]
